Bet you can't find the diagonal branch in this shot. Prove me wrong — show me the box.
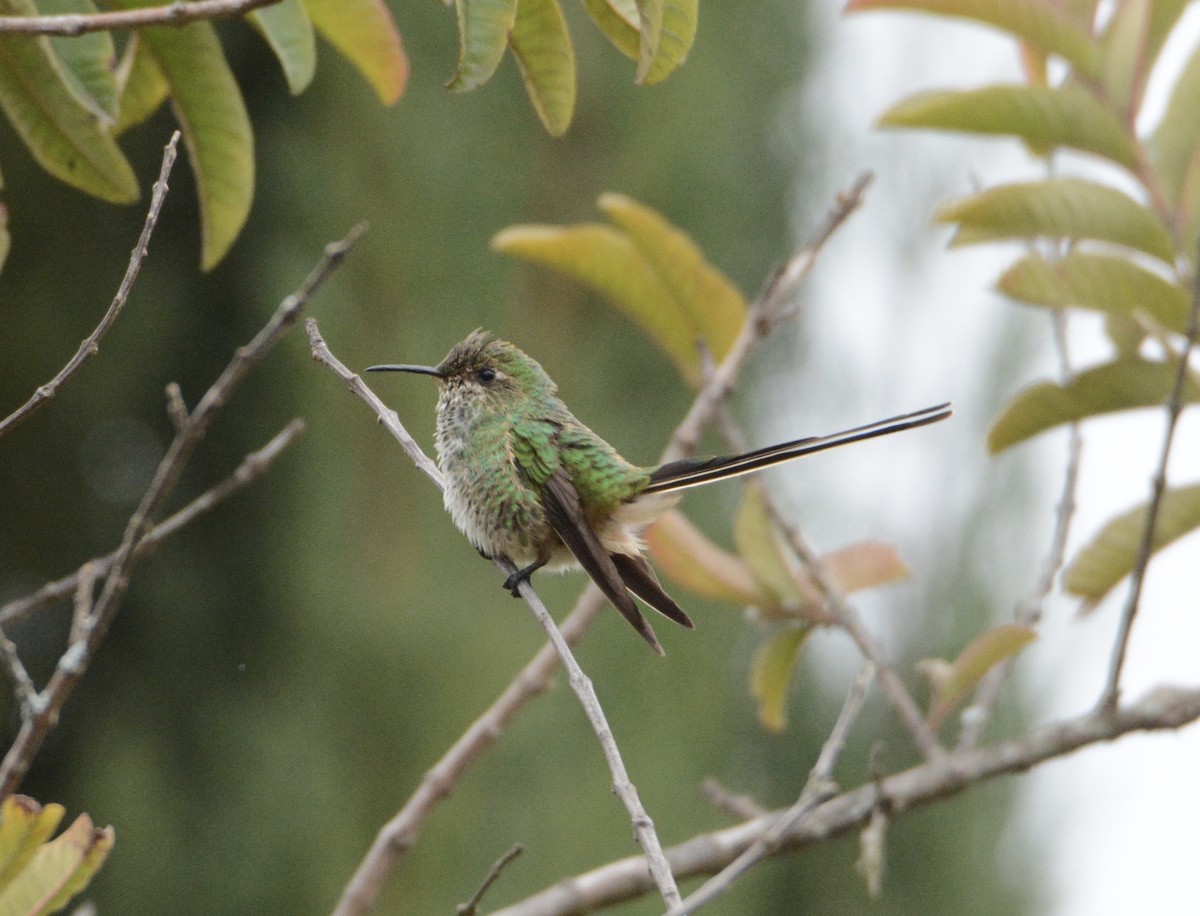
[493,685,1200,916]
[0,132,180,441]
[0,226,363,799]
[0,0,280,36]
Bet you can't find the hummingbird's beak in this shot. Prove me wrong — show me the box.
[365,364,445,378]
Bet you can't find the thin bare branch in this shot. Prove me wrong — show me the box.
[1099,246,1200,712]
[0,226,362,799]
[0,132,180,440]
[700,779,767,821]
[458,844,524,916]
[0,419,305,628]
[494,685,1200,916]
[670,664,875,915]
[0,0,280,35]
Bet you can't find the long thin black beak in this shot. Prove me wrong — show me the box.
[365,364,445,378]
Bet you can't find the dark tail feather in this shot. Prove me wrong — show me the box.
[611,554,695,629]
[644,402,952,495]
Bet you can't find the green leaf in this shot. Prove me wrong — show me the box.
[633,0,662,82]
[599,192,746,363]
[42,0,118,123]
[750,625,813,732]
[509,0,575,136]
[921,624,1036,730]
[1098,0,1189,117]
[250,0,316,96]
[302,0,408,104]
[1148,39,1200,246]
[0,797,64,891]
[734,483,803,607]
[581,0,639,59]
[1064,483,1200,604]
[988,358,1200,452]
[643,509,770,606]
[844,0,1102,79]
[998,251,1190,333]
[444,0,517,93]
[638,0,697,86]
[879,84,1137,170]
[107,4,254,270]
[0,0,137,203]
[113,35,168,134]
[936,178,1176,264]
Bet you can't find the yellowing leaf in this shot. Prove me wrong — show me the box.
[988,358,1200,452]
[998,251,1189,333]
[820,541,909,594]
[0,797,64,890]
[444,0,516,93]
[581,0,639,59]
[1099,0,1189,117]
[638,0,697,85]
[509,0,575,136]
[106,4,254,270]
[633,0,661,82]
[0,809,113,916]
[734,483,805,608]
[302,0,408,104]
[251,0,316,96]
[922,624,1037,730]
[0,0,137,204]
[599,193,746,363]
[879,84,1136,170]
[751,625,813,731]
[493,222,702,382]
[845,0,1101,79]
[936,178,1176,265]
[1064,483,1200,606]
[643,509,769,606]
[114,36,168,135]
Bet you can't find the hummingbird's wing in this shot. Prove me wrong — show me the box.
[610,553,694,629]
[541,468,666,655]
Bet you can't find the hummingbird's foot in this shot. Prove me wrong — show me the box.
[502,559,547,597]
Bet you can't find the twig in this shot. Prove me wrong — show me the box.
[0,627,39,717]
[0,0,279,35]
[458,844,524,916]
[309,322,682,911]
[668,664,875,915]
[0,132,179,441]
[493,684,1200,915]
[318,174,877,915]
[1099,245,1200,711]
[0,419,305,628]
[700,779,767,821]
[0,226,362,799]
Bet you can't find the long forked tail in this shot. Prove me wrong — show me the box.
[644,402,952,495]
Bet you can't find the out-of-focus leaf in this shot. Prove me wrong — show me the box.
[988,358,1200,452]
[1149,38,1200,244]
[844,0,1102,79]
[921,624,1036,730]
[1099,0,1189,117]
[114,36,168,134]
[643,510,769,606]
[600,193,746,363]
[43,0,118,123]
[750,624,813,732]
[633,0,661,82]
[581,0,639,59]
[820,541,909,594]
[509,0,575,136]
[638,0,697,85]
[0,796,64,890]
[302,0,408,104]
[879,84,1136,170]
[936,178,1176,264]
[107,5,254,270]
[0,809,113,915]
[0,0,137,203]
[250,0,316,95]
[444,0,516,93]
[734,483,804,607]
[1066,484,1200,606]
[492,222,703,383]
[0,199,9,276]
[998,251,1189,333]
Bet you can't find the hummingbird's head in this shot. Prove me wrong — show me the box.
[367,330,557,414]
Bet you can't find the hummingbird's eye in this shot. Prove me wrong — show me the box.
[477,367,497,384]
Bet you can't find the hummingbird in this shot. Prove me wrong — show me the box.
[368,330,950,655]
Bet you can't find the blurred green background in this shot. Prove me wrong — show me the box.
[0,2,1040,913]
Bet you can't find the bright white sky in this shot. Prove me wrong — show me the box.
[764,4,1200,914]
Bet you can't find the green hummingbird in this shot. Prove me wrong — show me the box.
[368,330,950,655]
